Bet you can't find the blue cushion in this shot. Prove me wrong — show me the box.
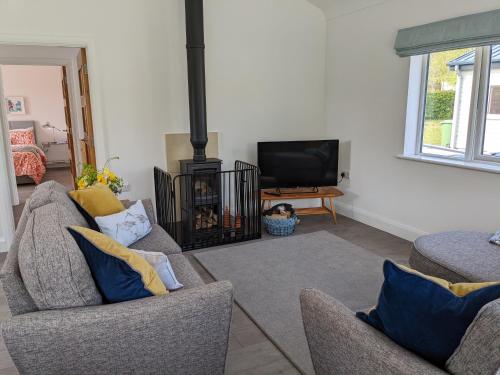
[356,260,500,366]
[67,226,167,303]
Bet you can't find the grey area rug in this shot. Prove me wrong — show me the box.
[194,231,386,375]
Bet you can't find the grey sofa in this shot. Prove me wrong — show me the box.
[0,181,234,375]
[301,231,500,375]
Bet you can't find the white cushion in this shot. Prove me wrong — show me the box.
[130,249,184,291]
[95,200,152,246]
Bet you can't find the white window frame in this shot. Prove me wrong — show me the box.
[400,45,500,173]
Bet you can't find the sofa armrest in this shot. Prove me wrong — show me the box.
[2,281,233,375]
[300,289,447,375]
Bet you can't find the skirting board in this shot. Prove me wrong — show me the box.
[334,201,427,242]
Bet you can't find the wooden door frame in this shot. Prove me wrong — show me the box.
[61,66,78,185]
[0,37,105,252]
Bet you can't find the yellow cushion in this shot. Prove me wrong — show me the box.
[398,264,499,297]
[69,184,125,218]
[68,226,167,301]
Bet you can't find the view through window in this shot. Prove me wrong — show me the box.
[421,48,475,159]
[482,45,500,158]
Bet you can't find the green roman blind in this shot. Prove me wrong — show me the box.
[395,9,500,57]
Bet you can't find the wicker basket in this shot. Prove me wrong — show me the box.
[263,215,298,236]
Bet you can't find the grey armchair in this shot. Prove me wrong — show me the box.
[0,181,234,375]
[300,289,447,375]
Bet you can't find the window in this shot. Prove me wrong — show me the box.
[488,86,500,114]
[403,44,500,169]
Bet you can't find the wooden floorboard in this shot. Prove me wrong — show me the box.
[0,213,411,374]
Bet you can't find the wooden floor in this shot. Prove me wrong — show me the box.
[0,212,412,375]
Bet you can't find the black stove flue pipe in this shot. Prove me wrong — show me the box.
[185,0,208,162]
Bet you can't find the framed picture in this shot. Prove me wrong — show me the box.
[5,97,26,115]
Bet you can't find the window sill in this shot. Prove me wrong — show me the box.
[397,154,500,174]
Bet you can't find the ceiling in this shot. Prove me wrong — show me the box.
[307,0,388,19]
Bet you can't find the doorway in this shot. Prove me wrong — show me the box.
[0,46,96,228]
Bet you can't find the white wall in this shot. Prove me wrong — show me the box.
[325,0,500,240]
[0,0,326,250]
[1,65,70,162]
[172,0,327,167]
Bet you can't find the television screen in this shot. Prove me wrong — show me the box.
[258,140,339,189]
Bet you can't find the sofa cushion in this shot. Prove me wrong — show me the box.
[18,203,102,310]
[0,181,80,316]
[446,299,500,375]
[130,224,182,255]
[410,231,500,283]
[356,261,500,367]
[69,184,125,218]
[95,200,152,246]
[130,249,184,291]
[168,254,204,289]
[67,226,167,303]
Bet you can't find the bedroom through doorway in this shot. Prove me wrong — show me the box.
[0,46,96,228]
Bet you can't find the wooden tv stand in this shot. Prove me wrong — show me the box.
[261,187,344,224]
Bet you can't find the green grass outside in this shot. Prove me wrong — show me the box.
[423,120,444,146]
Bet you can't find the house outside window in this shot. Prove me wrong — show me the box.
[402,44,500,171]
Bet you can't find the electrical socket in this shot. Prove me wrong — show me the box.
[341,171,350,179]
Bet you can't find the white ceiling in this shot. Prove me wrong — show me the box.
[308,0,388,19]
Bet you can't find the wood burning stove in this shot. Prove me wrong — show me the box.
[153,1,261,250]
[154,162,261,250]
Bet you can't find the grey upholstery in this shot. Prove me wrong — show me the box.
[131,224,182,255]
[300,289,447,375]
[18,202,102,310]
[0,181,75,316]
[301,230,500,375]
[446,300,500,375]
[410,231,500,283]
[2,281,233,375]
[0,181,233,374]
[169,254,204,289]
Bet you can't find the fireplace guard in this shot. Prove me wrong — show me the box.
[154,161,261,251]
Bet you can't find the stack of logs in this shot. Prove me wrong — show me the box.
[195,208,217,230]
[195,207,242,230]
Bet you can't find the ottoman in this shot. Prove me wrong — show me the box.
[409,231,500,283]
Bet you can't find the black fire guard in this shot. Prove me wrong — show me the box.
[154,161,261,251]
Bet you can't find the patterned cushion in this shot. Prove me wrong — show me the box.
[446,299,500,375]
[18,203,102,310]
[357,261,500,367]
[9,128,35,145]
[95,200,152,246]
[67,226,167,303]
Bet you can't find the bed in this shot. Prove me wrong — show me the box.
[9,121,47,185]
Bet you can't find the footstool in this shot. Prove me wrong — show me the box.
[409,231,500,283]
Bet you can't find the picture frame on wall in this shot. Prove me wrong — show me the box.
[5,97,26,115]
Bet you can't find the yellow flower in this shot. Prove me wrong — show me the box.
[97,174,107,184]
[77,179,87,190]
[108,171,117,181]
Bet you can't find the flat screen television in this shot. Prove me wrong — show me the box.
[258,140,339,189]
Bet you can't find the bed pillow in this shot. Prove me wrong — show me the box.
[95,200,152,246]
[130,249,184,291]
[356,261,500,367]
[9,128,36,145]
[69,184,125,230]
[67,226,167,303]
